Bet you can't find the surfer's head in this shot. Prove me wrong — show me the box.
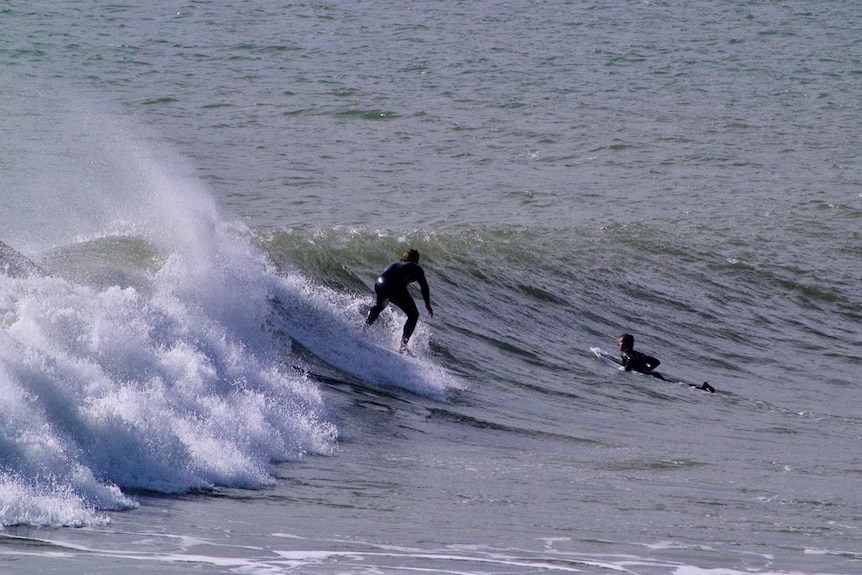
[401,248,420,263]
[617,333,634,351]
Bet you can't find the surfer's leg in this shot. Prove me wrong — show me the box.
[391,291,419,349]
[650,371,667,381]
[366,286,389,326]
[401,313,418,344]
[366,303,386,325]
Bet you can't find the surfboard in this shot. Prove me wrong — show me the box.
[590,346,715,392]
[591,346,624,369]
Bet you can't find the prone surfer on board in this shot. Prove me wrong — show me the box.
[365,248,434,353]
[617,333,665,379]
[617,333,714,392]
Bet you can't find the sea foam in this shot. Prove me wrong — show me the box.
[0,112,337,528]
[0,214,339,528]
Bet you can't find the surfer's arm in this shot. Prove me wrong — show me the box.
[416,270,433,316]
[620,353,633,371]
[410,264,434,317]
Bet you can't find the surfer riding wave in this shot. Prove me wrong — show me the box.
[365,248,434,354]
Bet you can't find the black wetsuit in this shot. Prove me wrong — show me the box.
[620,349,666,381]
[365,261,431,345]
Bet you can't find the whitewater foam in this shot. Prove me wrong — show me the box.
[0,109,343,527]
[0,220,343,525]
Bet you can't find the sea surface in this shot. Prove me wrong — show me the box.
[1,2,860,574]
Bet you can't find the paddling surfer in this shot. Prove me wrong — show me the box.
[617,333,665,379]
[617,333,715,392]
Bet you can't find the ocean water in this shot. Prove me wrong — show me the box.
[1,1,860,574]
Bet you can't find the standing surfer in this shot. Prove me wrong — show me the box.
[365,248,434,353]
